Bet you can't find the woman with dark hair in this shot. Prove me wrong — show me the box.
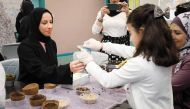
[77,4,178,109]
[92,0,130,64]
[15,0,34,42]
[17,8,85,85]
[170,11,190,109]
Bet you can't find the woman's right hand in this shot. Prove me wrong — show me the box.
[70,60,85,73]
[100,6,109,18]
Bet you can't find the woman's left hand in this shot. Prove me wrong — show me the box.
[70,60,85,73]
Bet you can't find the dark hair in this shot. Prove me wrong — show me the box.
[127,4,179,67]
[23,0,32,2]
[175,1,190,16]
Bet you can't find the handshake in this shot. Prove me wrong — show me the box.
[76,38,103,65]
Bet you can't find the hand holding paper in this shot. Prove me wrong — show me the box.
[76,46,94,65]
[83,38,103,51]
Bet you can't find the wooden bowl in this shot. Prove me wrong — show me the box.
[6,73,16,81]
[44,83,56,93]
[22,83,39,95]
[10,91,25,101]
[29,94,46,106]
[42,100,59,109]
[44,83,56,89]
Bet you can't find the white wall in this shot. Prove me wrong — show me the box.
[140,0,190,9]
[0,0,20,50]
[46,0,104,54]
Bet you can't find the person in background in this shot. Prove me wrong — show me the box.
[92,0,130,64]
[15,0,34,42]
[0,63,5,108]
[0,53,4,61]
[77,4,179,109]
[174,1,190,16]
[170,11,190,109]
[23,0,32,2]
[17,8,85,86]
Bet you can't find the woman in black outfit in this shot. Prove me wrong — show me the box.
[17,8,85,85]
[15,0,34,42]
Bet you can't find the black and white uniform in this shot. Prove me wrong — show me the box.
[92,11,130,63]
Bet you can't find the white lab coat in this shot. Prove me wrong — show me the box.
[85,42,174,109]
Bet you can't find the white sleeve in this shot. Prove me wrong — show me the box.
[92,11,103,35]
[86,58,144,88]
[0,63,5,107]
[102,42,135,59]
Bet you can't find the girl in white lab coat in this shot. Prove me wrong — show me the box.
[77,4,179,109]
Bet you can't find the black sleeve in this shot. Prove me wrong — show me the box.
[18,43,72,84]
[15,12,23,33]
[51,40,73,84]
[18,16,30,42]
[0,52,4,61]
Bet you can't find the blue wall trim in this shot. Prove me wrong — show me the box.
[57,52,73,57]
[39,0,45,8]
[32,0,45,8]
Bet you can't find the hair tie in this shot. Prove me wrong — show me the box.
[154,6,170,19]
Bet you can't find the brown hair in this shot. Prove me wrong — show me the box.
[127,4,179,67]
